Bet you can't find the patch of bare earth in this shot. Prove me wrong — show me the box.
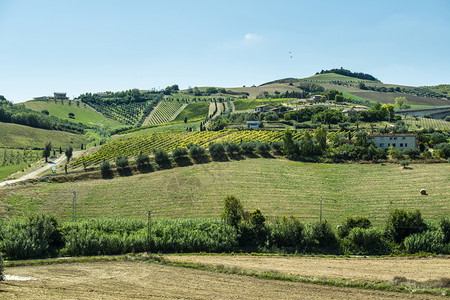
[1,261,442,299]
[165,255,450,283]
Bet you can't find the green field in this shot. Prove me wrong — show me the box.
[173,102,209,122]
[23,100,122,127]
[0,163,28,181]
[146,100,184,125]
[402,116,450,131]
[302,73,374,83]
[233,99,287,111]
[1,159,448,226]
[0,122,89,150]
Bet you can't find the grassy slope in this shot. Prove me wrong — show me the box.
[0,163,28,181]
[233,99,288,111]
[0,122,89,149]
[302,73,374,83]
[173,102,209,122]
[1,159,448,226]
[23,100,122,127]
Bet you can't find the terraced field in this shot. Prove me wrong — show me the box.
[144,100,186,125]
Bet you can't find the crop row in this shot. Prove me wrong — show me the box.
[72,130,303,166]
[1,148,41,166]
[403,117,450,131]
[147,101,184,125]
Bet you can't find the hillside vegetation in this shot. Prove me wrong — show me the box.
[23,100,122,127]
[0,122,88,150]
[1,159,448,226]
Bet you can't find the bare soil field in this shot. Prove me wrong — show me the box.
[166,255,450,283]
[2,261,444,299]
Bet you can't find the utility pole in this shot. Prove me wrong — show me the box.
[72,190,77,221]
[319,194,323,223]
[146,210,152,252]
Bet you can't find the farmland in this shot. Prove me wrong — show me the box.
[0,122,89,150]
[172,102,209,122]
[5,258,444,299]
[1,159,448,225]
[143,100,186,125]
[402,116,450,131]
[22,100,122,127]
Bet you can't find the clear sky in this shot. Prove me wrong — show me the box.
[1,0,449,103]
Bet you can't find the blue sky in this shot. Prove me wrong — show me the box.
[1,0,449,103]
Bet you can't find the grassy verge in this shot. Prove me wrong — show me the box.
[0,163,28,180]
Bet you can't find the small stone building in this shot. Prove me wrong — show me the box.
[368,133,418,150]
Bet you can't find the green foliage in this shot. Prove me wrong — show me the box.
[439,217,450,243]
[249,208,266,229]
[135,152,150,166]
[400,160,410,168]
[393,120,408,133]
[209,143,226,161]
[337,216,371,239]
[65,144,73,162]
[174,102,209,123]
[388,147,404,160]
[404,230,449,254]
[222,195,244,228]
[317,68,379,81]
[283,129,299,159]
[385,209,427,243]
[100,161,111,178]
[224,142,240,156]
[189,145,207,162]
[172,147,188,161]
[42,141,52,162]
[402,147,420,159]
[153,148,171,167]
[394,97,410,110]
[268,216,304,250]
[255,142,271,156]
[0,215,63,259]
[304,220,338,253]
[342,228,390,255]
[0,253,3,281]
[115,155,129,169]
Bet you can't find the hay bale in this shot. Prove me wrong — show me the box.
[420,189,427,195]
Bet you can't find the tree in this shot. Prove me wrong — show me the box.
[314,126,327,152]
[43,141,52,162]
[65,145,73,162]
[222,195,244,228]
[283,129,299,159]
[394,97,410,110]
[184,116,188,124]
[385,209,427,243]
[115,155,129,169]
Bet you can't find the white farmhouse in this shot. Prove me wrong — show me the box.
[368,134,418,150]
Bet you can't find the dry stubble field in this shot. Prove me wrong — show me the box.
[2,258,447,300]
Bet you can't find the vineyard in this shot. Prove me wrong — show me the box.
[1,148,41,167]
[145,100,186,125]
[173,102,210,123]
[402,117,450,131]
[72,129,304,166]
[233,98,288,111]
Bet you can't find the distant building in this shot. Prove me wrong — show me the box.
[253,105,278,113]
[368,134,418,150]
[94,92,110,98]
[308,95,325,102]
[54,92,68,100]
[33,96,49,101]
[246,121,262,129]
[342,108,366,116]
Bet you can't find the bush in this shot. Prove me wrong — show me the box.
[225,142,240,156]
[400,160,410,168]
[256,142,271,156]
[388,148,404,160]
[404,230,449,254]
[100,161,112,178]
[240,142,256,155]
[0,215,64,259]
[0,254,4,281]
[209,143,226,161]
[439,217,450,243]
[172,147,188,161]
[135,153,150,166]
[434,143,450,158]
[115,155,129,169]
[337,216,371,239]
[222,195,244,228]
[271,141,284,153]
[385,209,427,243]
[304,220,338,253]
[402,147,421,159]
[153,148,171,167]
[268,216,304,250]
[342,228,390,255]
[189,145,207,162]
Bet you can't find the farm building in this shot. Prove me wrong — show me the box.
[342,108,366,116]
[368,133,418,150]
[246,121,262,129]
[54,92,68,100]
[253,105,278,113]
[308,95,325,102]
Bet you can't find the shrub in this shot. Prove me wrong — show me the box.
[342,228,390,255]
[222,195,244,228]
[209,143,226,161]
[402,147,421,159]
[153,148,171,167]
[404,230,449,254]
[115,155,129,169]
[240,142,256,155]
[189,145,207,162]
[135,152,150,167]
[0,254,4,281]
[100,161,112,178]
[304,220,338,253]
[388,148,404,160]
[172,147,188,161]
[400,160,410,168]
[224,142,240,156]
[337,216,371,239]
[256,142,271,156]
[434,143,450,158]
[268,216,304,250]
[439,217,450,243]
[0,215,64,259]
[385,209,427,243]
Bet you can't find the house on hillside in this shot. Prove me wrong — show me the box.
[368,133,418,150]
[247,121,262,129]
[308,95,325,102]
[253,104,278,113]
[94,92,110,98]
[54,92,68,100]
